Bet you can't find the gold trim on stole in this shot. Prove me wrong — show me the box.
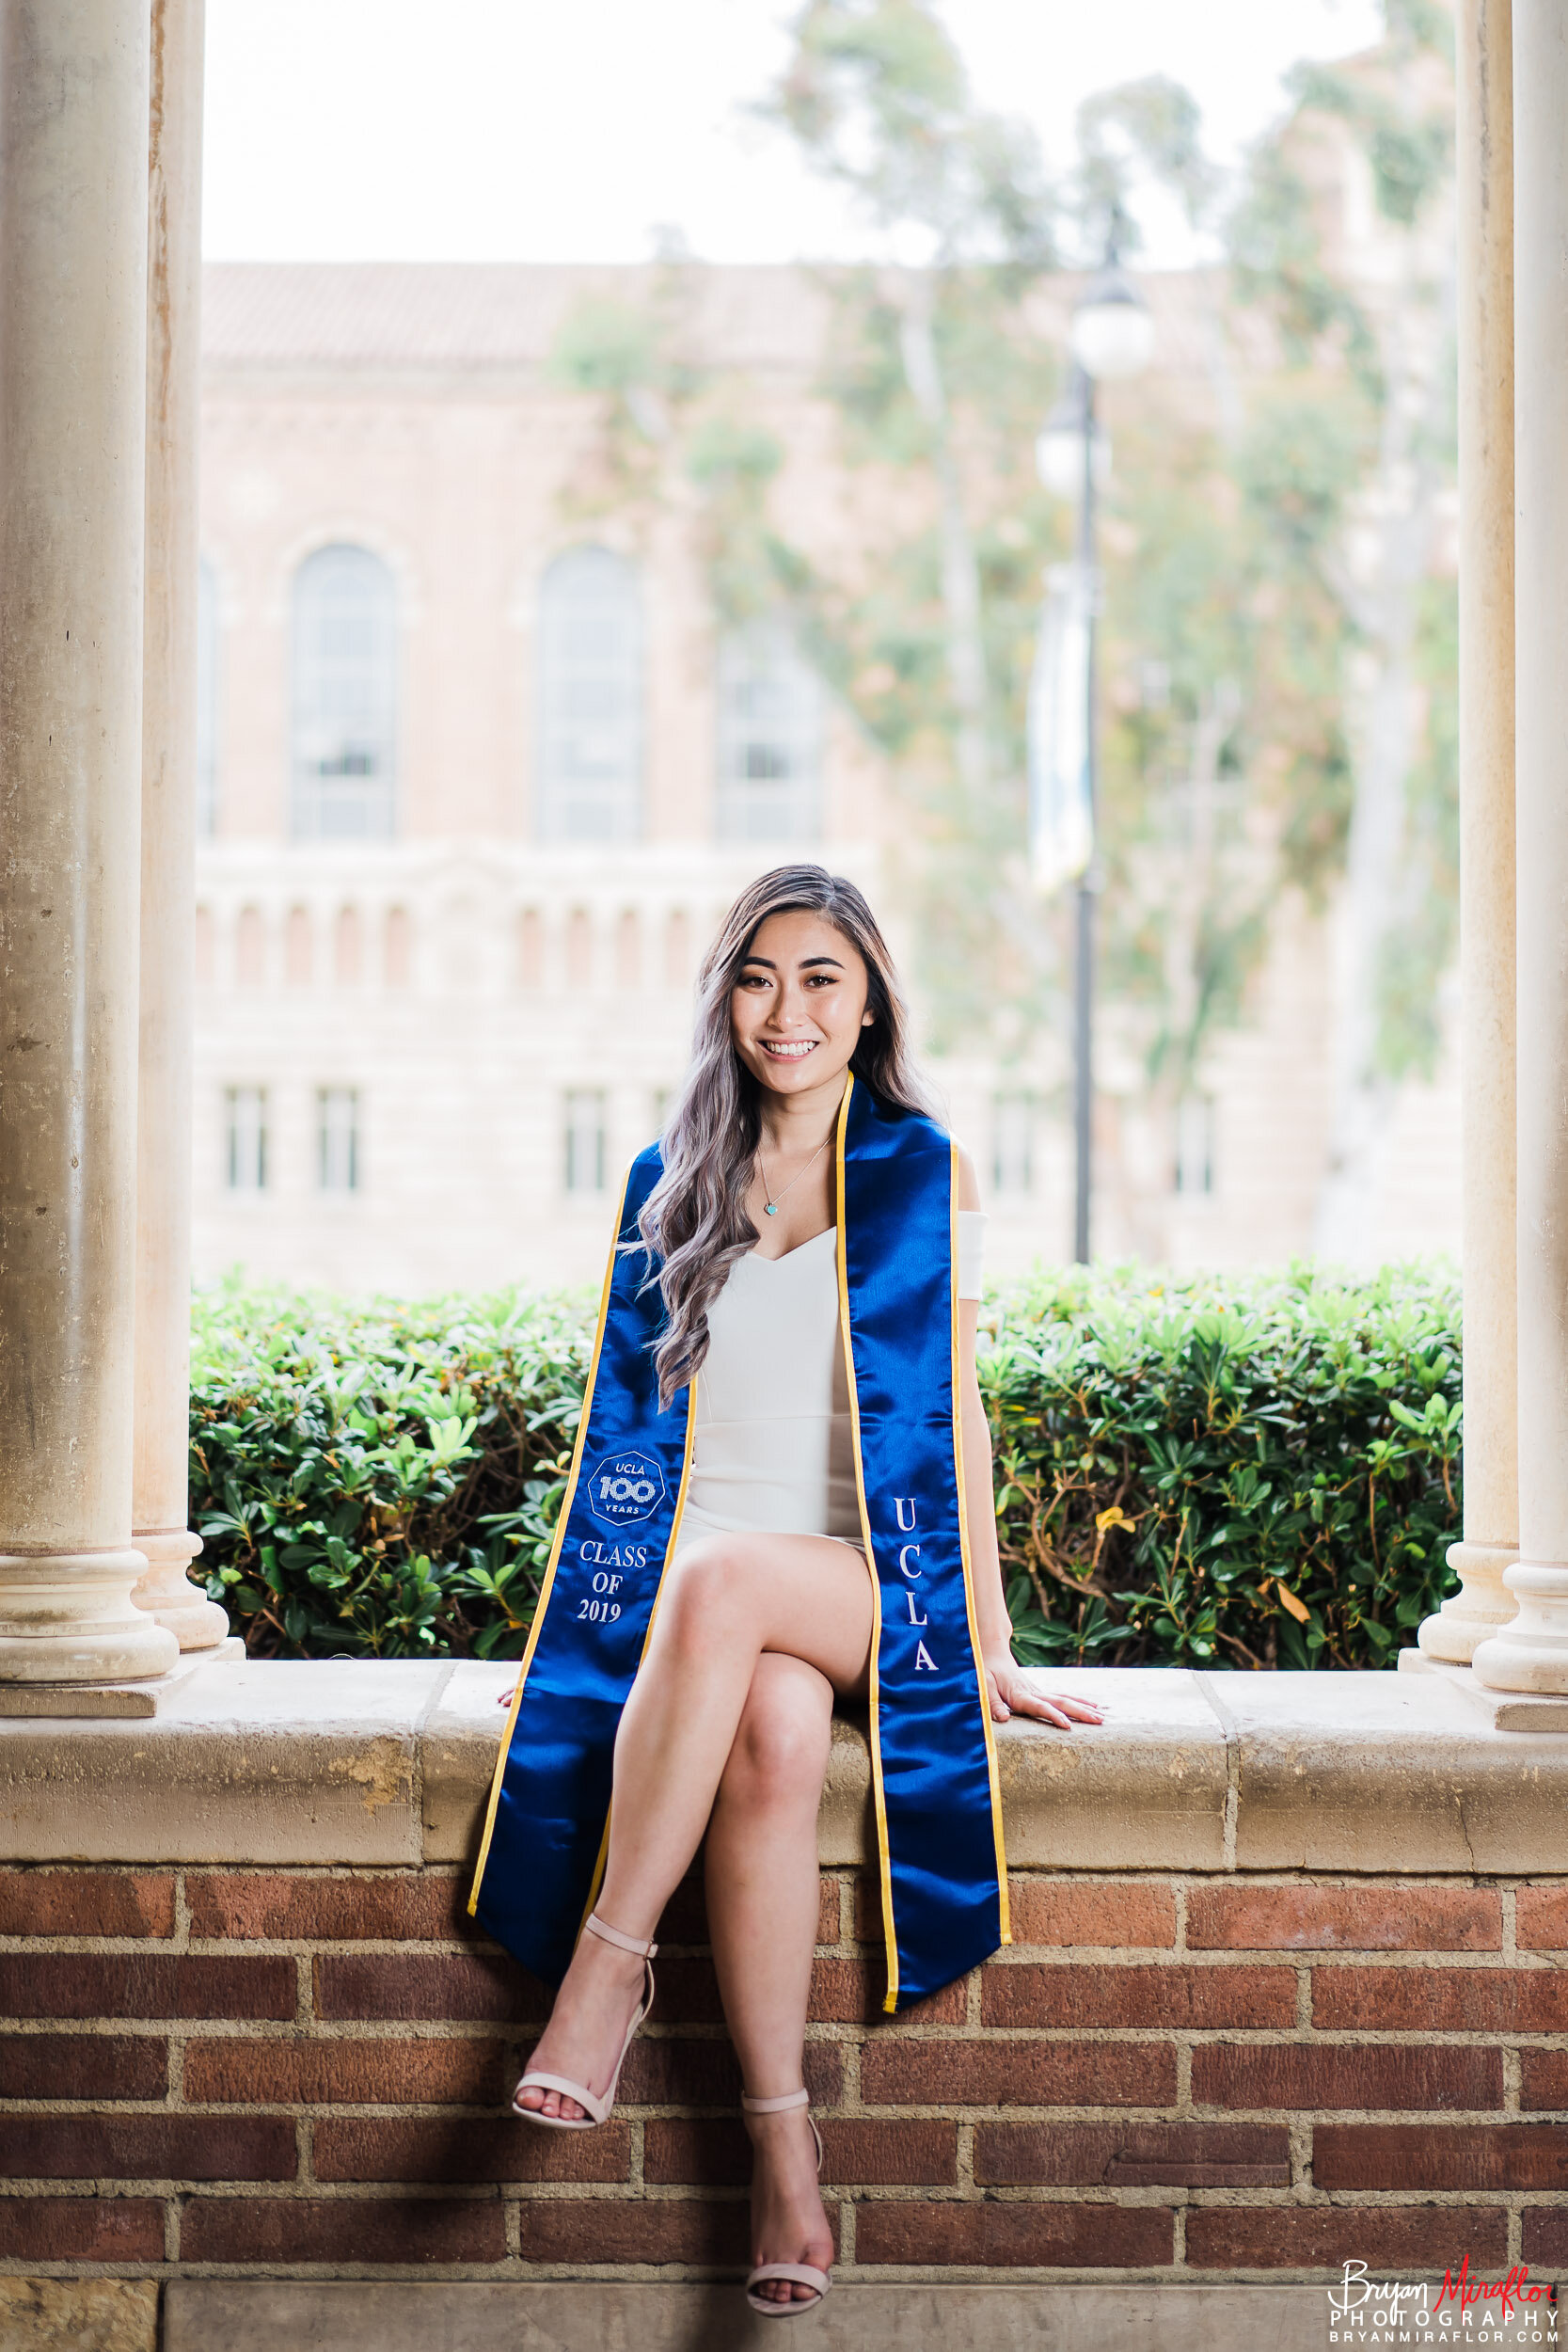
[832,1075,901,2013]
[467,1160,635,1917]
[949,1141,1011,1945]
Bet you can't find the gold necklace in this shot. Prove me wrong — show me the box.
[757,1132,831,1217]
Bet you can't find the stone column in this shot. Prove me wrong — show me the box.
[1474,0,1568,1694]
[130,0,228,1651]
[1418,0,1519,1664]
[0,0,179,1681]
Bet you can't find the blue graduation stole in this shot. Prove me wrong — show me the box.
[468,1074,1009,2011]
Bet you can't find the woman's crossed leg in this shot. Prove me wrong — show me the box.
[514,1531,873,2302]
[707,1649,837,2304]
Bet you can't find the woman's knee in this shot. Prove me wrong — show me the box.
[657,1536,754,1653]
[723,1666,832,1808]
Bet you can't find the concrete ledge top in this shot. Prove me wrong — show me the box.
[162,2277,1349,2352]
[4,1656,1567,1872]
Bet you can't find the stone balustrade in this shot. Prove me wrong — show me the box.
[188,841,802,1001]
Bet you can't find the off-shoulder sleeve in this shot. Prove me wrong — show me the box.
[956,1209,988,1302]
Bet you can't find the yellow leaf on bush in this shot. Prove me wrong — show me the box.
[1274,1580,1310,1623]
[1096,1505,1134,1534]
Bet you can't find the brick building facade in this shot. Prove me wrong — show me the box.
[193,263,1463,1296]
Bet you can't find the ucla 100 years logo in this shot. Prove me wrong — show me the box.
[586,1449,667,1529]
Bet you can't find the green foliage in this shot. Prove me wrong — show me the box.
[1074,75,1217,241]
[1374,576,1460,1082]
[1091,382,1357,1096]
[1093,4,1457,1133]
[984,1260,1461,1671]
[683,414,817,628]
[192,1272,1461,1674]
[545,277,706,517]
[762,1,1070,1061]
[685,416,784,492]
[189,1283,588,1661]
[807,278,1059,758]
[1225,10,1458,1146]
[528,4,1460,1208]
[1236,390,1370,567]
[1228,149,1380,387]
[768,0,1054,272]
[549,297,663,397]
[1285,56,1452,230]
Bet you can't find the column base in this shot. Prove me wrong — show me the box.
[1417,1539,1520,1663]
[1472,1562,1568,1693]
[1398,1645,1568,1729]
[131,1525,230,1650]
[0,1549,180,1683]
[0,1634,244,1717]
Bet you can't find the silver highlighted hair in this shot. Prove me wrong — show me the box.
[637,865,936,1409]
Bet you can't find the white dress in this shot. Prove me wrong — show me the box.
[674,1213,987,1552]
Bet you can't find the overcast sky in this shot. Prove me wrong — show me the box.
[202,0,1383,271]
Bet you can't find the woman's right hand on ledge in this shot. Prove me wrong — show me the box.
[985,1658,1105,1731]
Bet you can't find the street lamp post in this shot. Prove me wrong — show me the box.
[1035,254,1154,1264]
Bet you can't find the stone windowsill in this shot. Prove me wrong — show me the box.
[3,1660,1566,1873]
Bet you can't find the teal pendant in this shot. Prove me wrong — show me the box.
[763,1202,778,1216]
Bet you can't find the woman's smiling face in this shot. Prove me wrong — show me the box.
[729,910,873,1102]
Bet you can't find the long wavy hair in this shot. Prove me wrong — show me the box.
[638,866,936,1408]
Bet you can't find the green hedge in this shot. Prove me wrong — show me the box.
[189,1262,1461,1672]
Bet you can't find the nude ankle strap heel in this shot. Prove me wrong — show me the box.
[582,1913,658,1961]
[742,2087,823,2166]
[511,1912,657,2132]
[742,2090,832,2318]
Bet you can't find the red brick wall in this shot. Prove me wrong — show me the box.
[1,1864,1563,2283]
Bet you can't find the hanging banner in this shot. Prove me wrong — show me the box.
[1027,559,1093,895]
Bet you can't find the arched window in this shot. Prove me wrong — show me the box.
[716,620,821,843]
[285,906,313,986]
[615,909,641,989]
[516,908,544,988]
[565,908,594,989]
[197,556,219,836]
[334,905,363,985]
[384,906,413,988]
[537,546,642,841]
[291,544,397,841]
[663,909,691,990]
[235,905,265,987]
